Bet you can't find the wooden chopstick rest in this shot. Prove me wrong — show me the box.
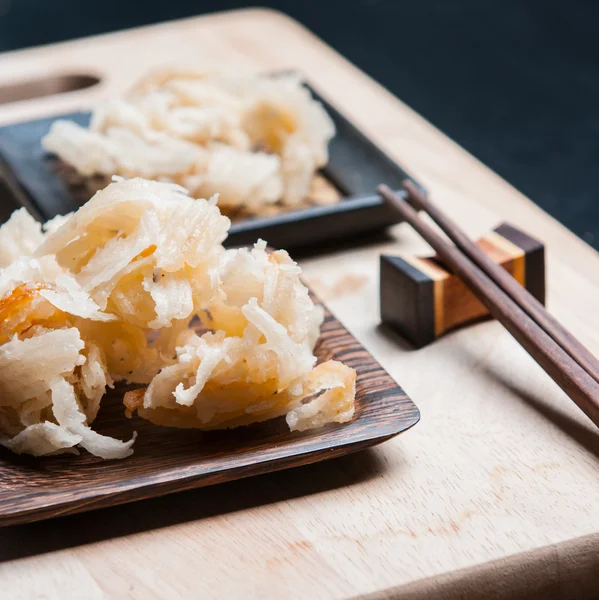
[380,223,545,347]
[379,183,599,426]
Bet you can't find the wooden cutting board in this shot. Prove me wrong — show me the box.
[1,9,599,599]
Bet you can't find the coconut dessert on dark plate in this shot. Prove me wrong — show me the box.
[0,68,419,250]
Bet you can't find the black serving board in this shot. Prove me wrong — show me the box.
[0,84,418,250]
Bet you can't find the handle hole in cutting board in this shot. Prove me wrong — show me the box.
[0,73,100,105]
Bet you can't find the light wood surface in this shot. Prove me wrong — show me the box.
[1,9,599,599]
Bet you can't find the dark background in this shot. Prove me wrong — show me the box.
[1,0,598,247]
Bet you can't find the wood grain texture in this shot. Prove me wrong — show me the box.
[1,9,599,600]
[380,223,545,347]
[361,532,599,600]
[380,184,599,427]
[495,223,546,305]
[402,179,599,391]
[0,301,419,527]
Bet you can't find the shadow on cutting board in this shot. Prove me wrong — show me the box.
[457,339,599,458]
[494,370,599,460]
[0,447,400,562]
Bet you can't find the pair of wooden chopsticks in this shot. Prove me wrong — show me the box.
[378,181,599,428]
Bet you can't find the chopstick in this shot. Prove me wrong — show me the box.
[401,179,599,387]
[378,183,599,428]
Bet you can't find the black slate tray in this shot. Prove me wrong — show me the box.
[0,84,418,250]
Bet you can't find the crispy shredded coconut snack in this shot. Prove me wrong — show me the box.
[42,68,336,217]
[0,178,355,459]
[37,177,230,330]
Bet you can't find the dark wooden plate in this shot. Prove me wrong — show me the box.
[0,298,420,527]
[0,82,417,251]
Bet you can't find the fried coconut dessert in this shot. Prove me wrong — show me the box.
[42,68,339,218]
[0,178,355,459]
